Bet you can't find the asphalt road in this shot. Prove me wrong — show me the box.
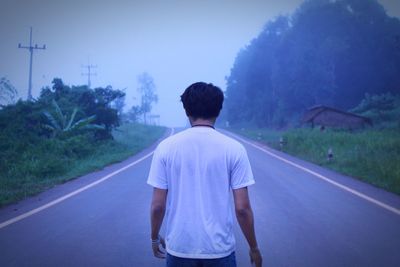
[1,128,400,267]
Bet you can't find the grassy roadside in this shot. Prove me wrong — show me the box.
[0,123,165,207]
[231,127,400,195]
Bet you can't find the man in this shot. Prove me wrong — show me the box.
[147,82,262,267]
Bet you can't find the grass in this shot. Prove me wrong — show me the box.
[0,123,166,207]
[232,127,400,195]
[57,123,166,182]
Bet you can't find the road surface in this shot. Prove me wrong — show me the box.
[1,128,400,267]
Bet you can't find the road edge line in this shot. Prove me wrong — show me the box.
[228,131,400,216]
[0,128,174,229]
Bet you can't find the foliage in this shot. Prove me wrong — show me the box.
[0,77,18,106]
[281,128,400,195]
[350,93,400,128]
[0,123,165,207]
[0,78,125,143]
[40,78,125,138]
[224,0,400,128]
[43,99,104,137]
[137,72,158,124]
[0,99,49,138]
[351,93,397,113]
[0,77,153,207]
[123,105,143,123]
[111,92,126,116]
[236,127,400,195]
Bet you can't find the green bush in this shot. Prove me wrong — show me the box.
[0,123,165,207]
[351,93,400,129]
[0,78,145,207]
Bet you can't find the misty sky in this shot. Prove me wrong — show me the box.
[1,0,399,126]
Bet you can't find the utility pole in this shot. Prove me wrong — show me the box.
[18,27,46,101]
[81,63,97,88]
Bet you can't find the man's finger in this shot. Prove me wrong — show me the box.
[160,237,166,249]
[155,246,165,254]
[155,249,166,258]
[155,253,165,258]
[153,250,165,258]
[152,243,165,259]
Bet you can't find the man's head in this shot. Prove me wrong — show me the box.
[180,82,224,121]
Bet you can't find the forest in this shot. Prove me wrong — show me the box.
[224,0,400,128]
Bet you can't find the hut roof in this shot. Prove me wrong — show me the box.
[302,105,372,127]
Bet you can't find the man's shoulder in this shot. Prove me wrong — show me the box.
[156,129,188,149]
[214,130,245,150]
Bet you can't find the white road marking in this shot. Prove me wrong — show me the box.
[228,131,400,216]
[0,128,174,229]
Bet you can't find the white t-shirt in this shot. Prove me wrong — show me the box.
[147,126,254,259]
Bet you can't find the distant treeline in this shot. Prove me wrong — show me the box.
[224,0,400,128]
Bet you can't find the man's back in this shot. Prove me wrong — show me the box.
[148,82,262,266]
[148,126,254,258]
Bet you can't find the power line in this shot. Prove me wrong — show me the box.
[18,27,46,101]
[81,63,97,88]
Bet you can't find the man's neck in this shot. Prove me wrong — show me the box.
[190,118,216,128]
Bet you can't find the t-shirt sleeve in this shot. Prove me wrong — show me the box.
[230,144,255,189]
[147,144,168,189]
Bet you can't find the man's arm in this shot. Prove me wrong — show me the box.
[233,187,262,267]
[150,188,167,258]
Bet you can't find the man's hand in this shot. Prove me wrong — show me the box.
[151,236,166,259]
[249,247,262,267]
[150,188,167,258]
[233,187,262,266]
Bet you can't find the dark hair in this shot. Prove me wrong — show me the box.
[180,82,224,119]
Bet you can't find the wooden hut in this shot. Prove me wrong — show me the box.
[302,105,372,129]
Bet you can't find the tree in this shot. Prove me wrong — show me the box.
[225,16,290,127]
[224,0,400,128]
[0,77,18,106]
[38,78,125,139]
[94,86,125,106]
[137,72,158,124]
[125,105,143,122]
[111,93,126,116]
[350,93,400,127]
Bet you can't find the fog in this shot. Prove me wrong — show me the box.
[1,0,399,127]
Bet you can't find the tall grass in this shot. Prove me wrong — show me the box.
[0,123,165,207]
[235,127,400,195]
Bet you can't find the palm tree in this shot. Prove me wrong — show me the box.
[43,100,103,136]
